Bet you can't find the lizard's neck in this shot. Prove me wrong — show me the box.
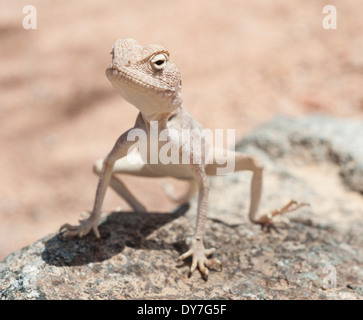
[140,105,183,127]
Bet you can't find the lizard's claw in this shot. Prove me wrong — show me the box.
[178,238,222,280]
[60,212,100,239]
[255,200,310,230]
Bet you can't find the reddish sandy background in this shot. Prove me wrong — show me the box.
[1,0,362,260]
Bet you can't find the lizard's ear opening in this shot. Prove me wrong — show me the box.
[150,53,168,71]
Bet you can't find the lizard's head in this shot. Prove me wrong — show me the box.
[106,39,183,118]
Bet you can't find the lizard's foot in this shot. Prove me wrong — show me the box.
[60,211,100,239]
[178,237,222,280]
[254,200,310,230]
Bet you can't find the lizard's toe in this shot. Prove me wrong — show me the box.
[178,238,222,280]
[60,217,100,239]
[254,200,310,232]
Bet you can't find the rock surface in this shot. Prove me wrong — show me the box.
[1,115,362,300]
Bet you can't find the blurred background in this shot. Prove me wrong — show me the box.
[0,0,362,260]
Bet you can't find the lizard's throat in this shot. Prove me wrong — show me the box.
[112,82,183,120]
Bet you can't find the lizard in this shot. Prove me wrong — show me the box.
[60,38,307,280]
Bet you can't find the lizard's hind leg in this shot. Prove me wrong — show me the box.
[205,148,308,226]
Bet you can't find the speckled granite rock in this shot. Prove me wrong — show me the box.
[1,115,362,300]
[236,115,363,193]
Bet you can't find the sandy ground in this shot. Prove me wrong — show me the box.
[0,0,362,260]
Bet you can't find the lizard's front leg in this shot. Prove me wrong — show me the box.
[60,129,135,238]
[178,164,222,280]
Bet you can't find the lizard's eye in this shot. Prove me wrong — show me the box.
[150,53,168,70]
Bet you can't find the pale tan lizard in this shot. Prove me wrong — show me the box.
[60,38,306,280]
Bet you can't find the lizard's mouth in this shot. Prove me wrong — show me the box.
[105,63,174,93]
[105,63,121,77]
[105,64,119,79]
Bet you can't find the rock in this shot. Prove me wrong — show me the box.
[236,115,363,194]
[1,115,362,300]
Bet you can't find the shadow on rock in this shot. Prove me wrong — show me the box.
[42,204,189,267]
